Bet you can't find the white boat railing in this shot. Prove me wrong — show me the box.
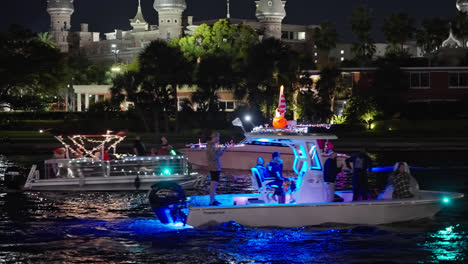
[43,155,189,179]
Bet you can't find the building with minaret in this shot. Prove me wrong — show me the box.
[47,0,74,52]
[153,0,187,40]
[130,0,149,32]
[457,0,468,12]
[255,0,286,40]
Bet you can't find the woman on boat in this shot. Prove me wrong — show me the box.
[379,162,419,200]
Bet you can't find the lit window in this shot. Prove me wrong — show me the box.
[297,32,306,40]
[314,60,318,63]
[314,52,318,57]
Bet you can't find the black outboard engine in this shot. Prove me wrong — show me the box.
[148,181,188,224]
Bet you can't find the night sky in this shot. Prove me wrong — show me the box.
[0,0,459,42]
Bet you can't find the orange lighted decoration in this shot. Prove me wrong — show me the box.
[273,115,287,128]
[272,85,287,128]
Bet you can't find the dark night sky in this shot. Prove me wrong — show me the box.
[0,0,459,42]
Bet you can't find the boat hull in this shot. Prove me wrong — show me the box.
[186,191,463,227]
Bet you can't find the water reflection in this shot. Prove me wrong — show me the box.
[424,225,466,262]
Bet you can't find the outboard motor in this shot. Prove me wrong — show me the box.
[148,181,188,224]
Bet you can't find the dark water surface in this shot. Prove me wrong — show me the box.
[0,152,467,263]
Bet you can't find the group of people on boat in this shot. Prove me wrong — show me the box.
[323,147,419,202]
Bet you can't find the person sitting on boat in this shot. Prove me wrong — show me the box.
[254,157,270,183]
[267,152,286,204]
[379,162,419,200]
[323,149,342,202]
[52,148,66,159]
[157,136,173,155]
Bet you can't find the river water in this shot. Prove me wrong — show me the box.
[0,152,467,263]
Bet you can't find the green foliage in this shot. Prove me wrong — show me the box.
[416,17,449,54]
[344,96,380,129]
[332,114,347,124]
[369,59,409,117]
[382,12,415,51]
[87,99,121,112]
[0,25,67,107]
[313,22,338,51]
[350,5,376,63]
[37,32,56,48]
[237,38,300,118]
[297,88,330,123]
[175,19,258,65]
[194,55,233,112]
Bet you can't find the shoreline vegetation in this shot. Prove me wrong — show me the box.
[2,119,468,156]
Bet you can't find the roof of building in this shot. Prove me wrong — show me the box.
[153,0,186,11]
[255,0,286,20]
[457,0,468,12]
[47,0,74,10]
[130,0,147,24]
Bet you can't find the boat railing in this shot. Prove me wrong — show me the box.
[43,155,189,179]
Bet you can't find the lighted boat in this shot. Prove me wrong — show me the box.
[178,124,344,171]
[149,128,464,228]
[23,133,197,191]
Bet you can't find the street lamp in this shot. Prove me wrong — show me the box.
[111,44,120,63]
[244,115,255,128]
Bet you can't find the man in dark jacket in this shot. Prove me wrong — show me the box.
[323,149,341,202]
[267,152,286,204]
[346,147,372,201]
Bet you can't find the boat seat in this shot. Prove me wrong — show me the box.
[250,167,272,203]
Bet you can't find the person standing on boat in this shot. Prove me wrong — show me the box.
[133,136,147,156]
[267,152,286,204]
[206,132,227,206]
[323,149,341,202]
[346,147,372,201]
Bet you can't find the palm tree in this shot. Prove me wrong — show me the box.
[194,54,233,113]
[37,32,56,49]
[350,5,376,63]
[416,17,449,55]
[313,22,338,63]
[139,40,193,133]
[382,12,415,54]
[238,38,299,119]
[110,71,151,132]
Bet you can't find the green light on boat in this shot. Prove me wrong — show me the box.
[170,150,176,155]
[442,197,450,204]
[163,168,171,175]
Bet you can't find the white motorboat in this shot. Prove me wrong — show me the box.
[179,125,346,171]
[23,133,198,191]
[149,127,464,228]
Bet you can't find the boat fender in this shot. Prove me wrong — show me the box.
[134,175,141,190]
